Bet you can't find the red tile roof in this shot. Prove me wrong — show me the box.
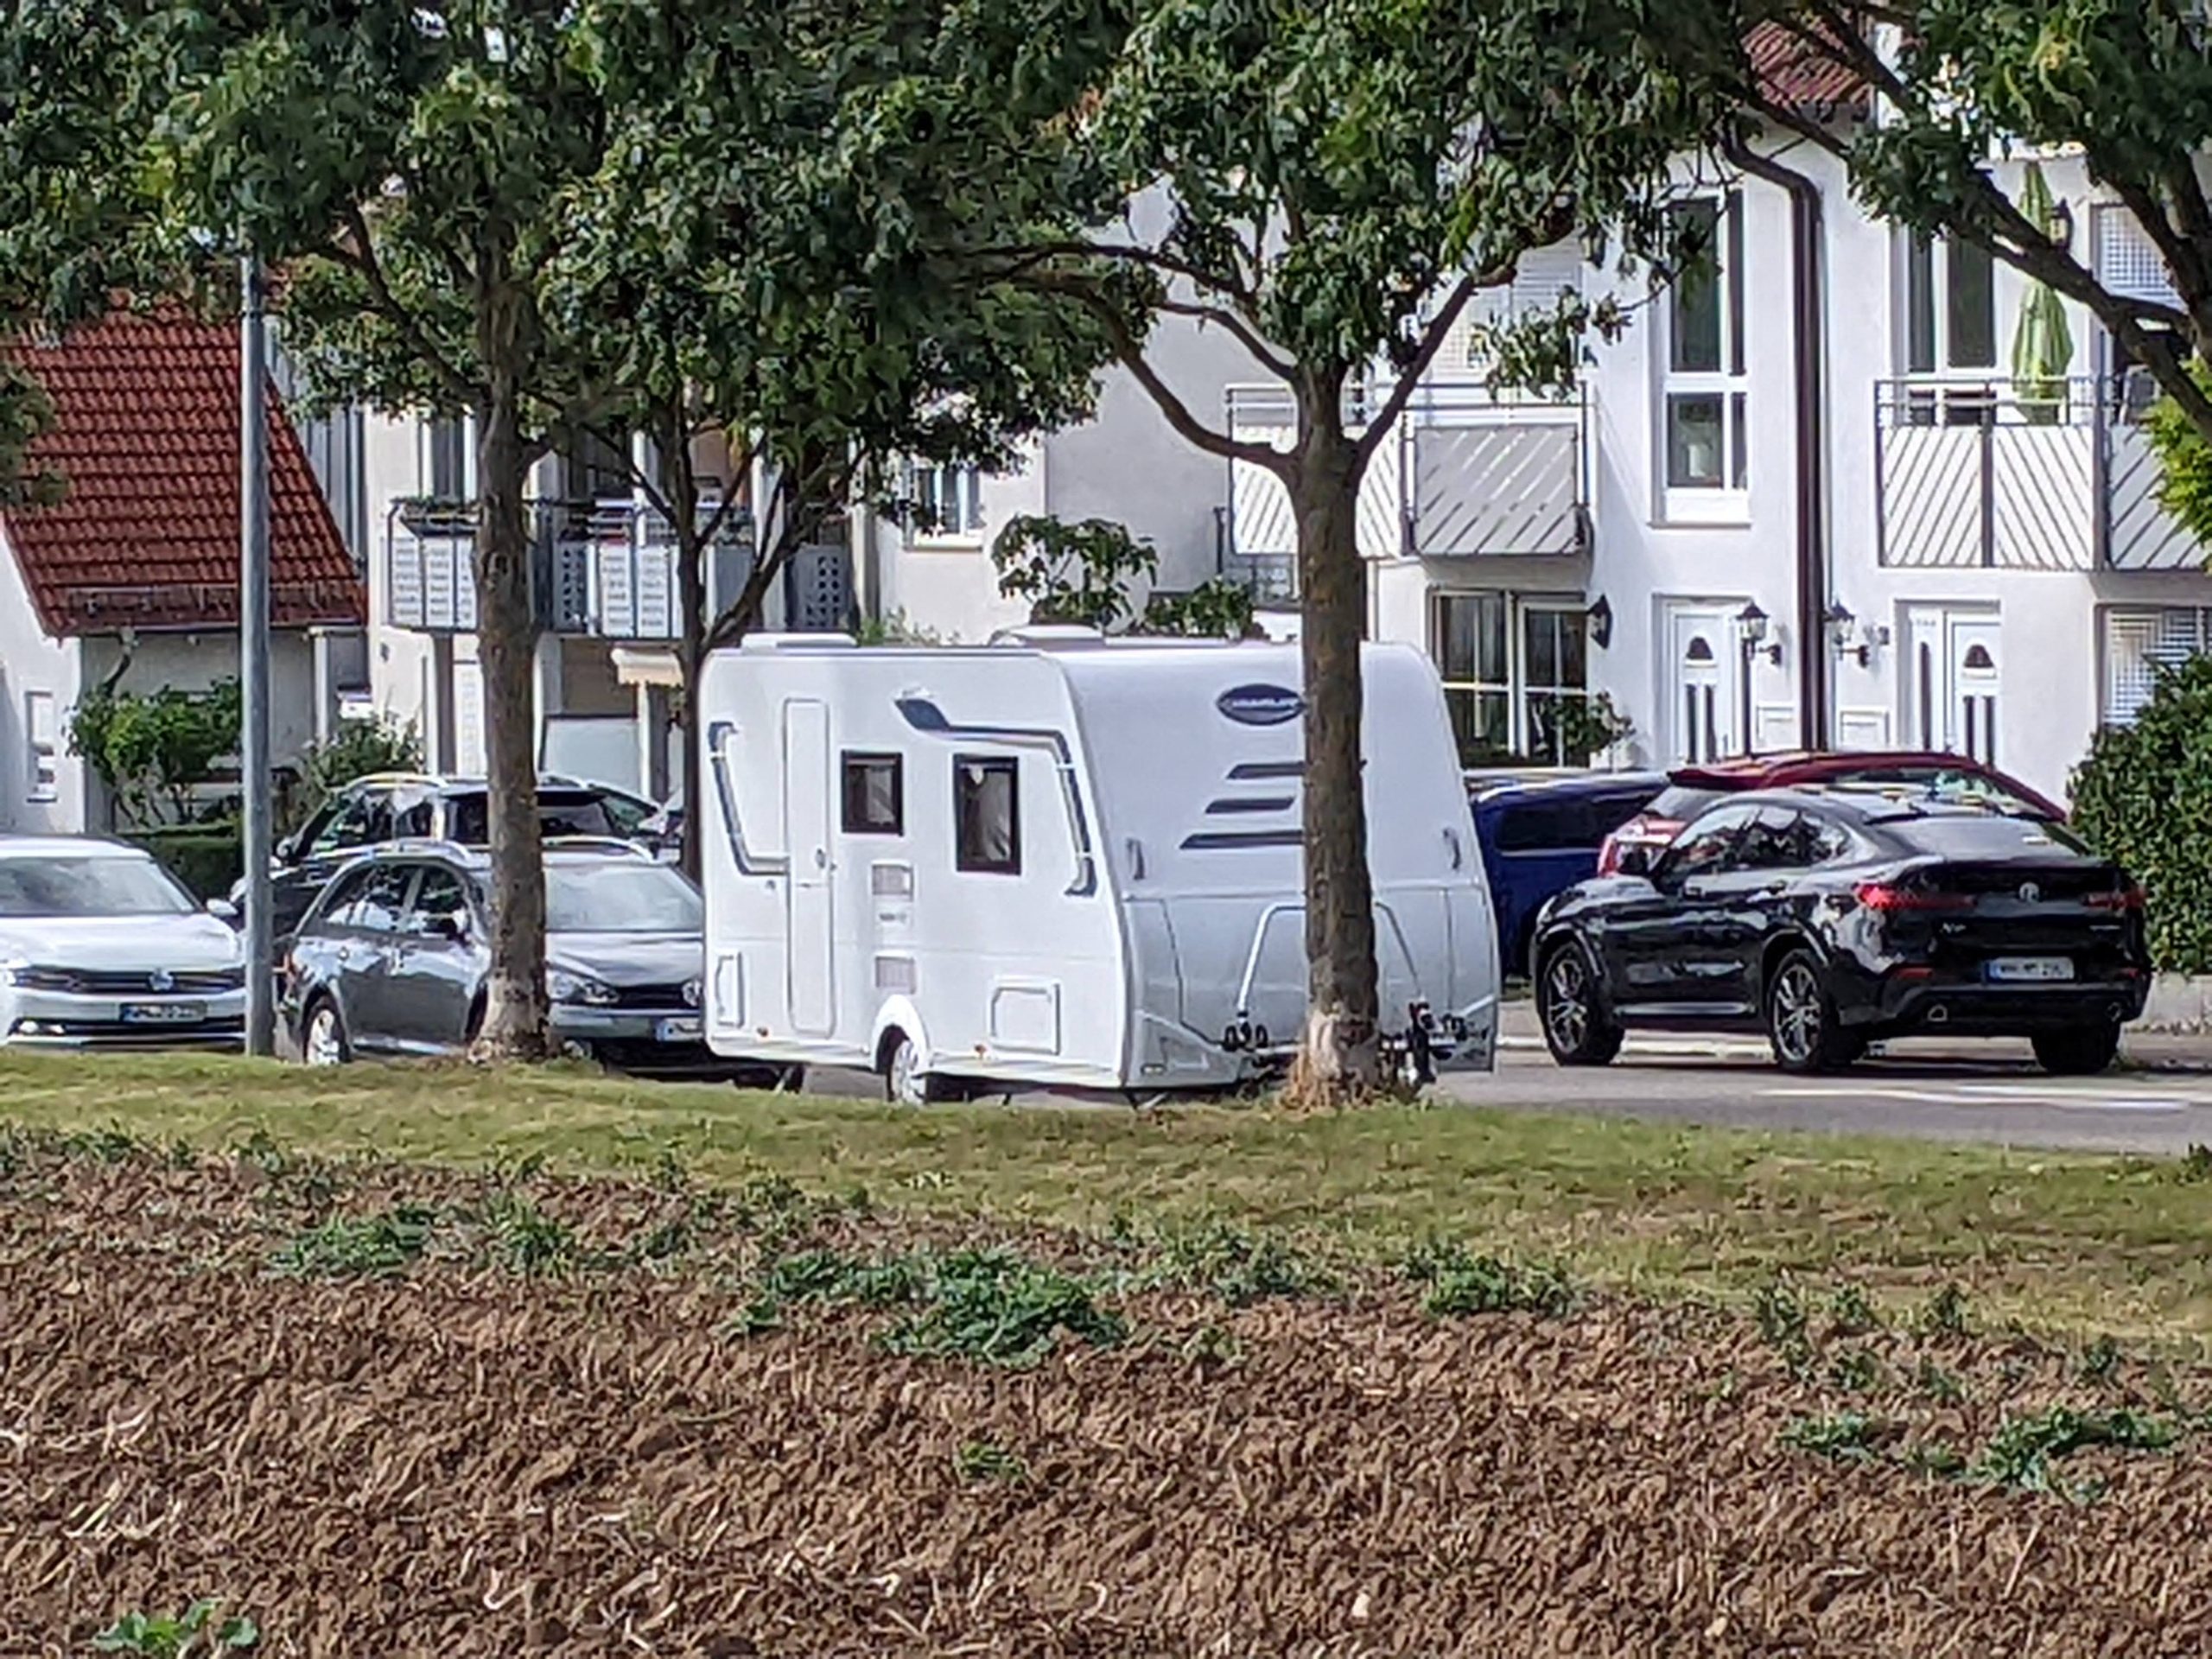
[1747,19,1868,114]
[2,309,364,637]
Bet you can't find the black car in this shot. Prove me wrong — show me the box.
[281,842,783,1084]
[1530,789,2150,1076]
[243,773,649,943]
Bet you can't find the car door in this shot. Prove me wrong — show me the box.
[1611,804,1757,1011]
[334,864,420,1052]
[278,788,396,938]
[1681,805,1807,1016]
[387,863,485,1052]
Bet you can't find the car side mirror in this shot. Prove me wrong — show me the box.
[205,897,239,924]
[1616,844,1655,879]
[427,912,469,943]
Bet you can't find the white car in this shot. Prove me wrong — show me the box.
[0,836,247,1051]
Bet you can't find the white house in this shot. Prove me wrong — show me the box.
[1211,43,2212,805]
[0,310,365,834]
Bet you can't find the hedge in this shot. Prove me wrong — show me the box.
[2070,654,2212,975]
[118,823,244,905]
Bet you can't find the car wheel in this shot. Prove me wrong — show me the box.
[2032,1023,2122,1077]
[302,996,353,1068]
[1535,940,1624,1067]
[1764,950,1856,1073]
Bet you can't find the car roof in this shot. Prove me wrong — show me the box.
[0,834,152,861]
[334,839,658,871]
[1665,751,2062,817]
[1468,770,1664,803]
[1723,785,2039,825]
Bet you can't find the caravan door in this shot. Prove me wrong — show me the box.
[782,699,836,1034]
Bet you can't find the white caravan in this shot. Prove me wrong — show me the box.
[696,632,1498,1099]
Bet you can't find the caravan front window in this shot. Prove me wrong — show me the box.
[954,756,1020,874]
[842,753,905,835]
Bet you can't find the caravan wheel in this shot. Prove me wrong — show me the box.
[883,1031,930,1106]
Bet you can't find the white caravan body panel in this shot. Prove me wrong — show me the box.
[697,635,1497,1091]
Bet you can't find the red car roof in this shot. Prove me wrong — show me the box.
[1666,752,2063,817]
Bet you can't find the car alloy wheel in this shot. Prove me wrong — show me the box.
[1770,960,1824,1067]
[1536,941,1622,1067]
[304,1002,349,1067]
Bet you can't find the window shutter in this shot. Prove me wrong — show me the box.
[1448,242,1583,373]
[2105,607,2210,723]
[2093,207,2180,308]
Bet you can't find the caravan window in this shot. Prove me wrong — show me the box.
[841,753,905,835]
[954,756,1020,874]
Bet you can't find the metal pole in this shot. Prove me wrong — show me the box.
[239,253,275,1058]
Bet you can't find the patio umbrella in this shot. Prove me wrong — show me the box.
[2012,161,2075,423]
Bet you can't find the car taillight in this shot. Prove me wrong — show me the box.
[2087,885,2146,912]
[1853,882,1974,913]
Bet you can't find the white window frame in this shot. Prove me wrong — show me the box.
[1656,191,1750,526]
[1898,230,1999,426]
[906,461,985,547]
[24,689,59,804]
[1432,591,1594,765]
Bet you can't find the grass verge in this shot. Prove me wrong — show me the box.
[6,1050,2212,1337]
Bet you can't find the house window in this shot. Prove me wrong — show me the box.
[2104,607,2212,725]
[909,462,984,541]
[24,690,58,804]
[1433,593,1593,766]
[1903,232,1997,424]
[1660,194,1748,515]
[841,753,904,835]
[954,755,1020,874]
[425,416,470,500]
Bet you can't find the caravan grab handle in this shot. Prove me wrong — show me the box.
[707,719,789,879]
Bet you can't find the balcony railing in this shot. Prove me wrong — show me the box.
[1224,381,1591,563]
[1873,374,2205,571]
[383,497,752,639]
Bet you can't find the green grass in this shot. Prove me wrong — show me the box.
[10,1051,2212,1337]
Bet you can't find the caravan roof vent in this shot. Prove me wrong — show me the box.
[988,625,1109,649]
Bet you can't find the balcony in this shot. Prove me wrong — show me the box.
[382,498,752,639]
[1223,382,1591,564]
[1873,375,2204,571]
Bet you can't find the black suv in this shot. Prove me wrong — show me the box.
[238,773,654,942]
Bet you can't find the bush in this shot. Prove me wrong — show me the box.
[67,679,241,828]
[290,715,423,831]
[118,824,243,902]
[2070,655,2212,973]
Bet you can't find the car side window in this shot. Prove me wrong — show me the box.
[313,867,376,930]
[1804,813,1853,864]
[313,790,394,855]
[351,866,419,934]
[1737,806,1807,872]
[1663,804,1755,880]
[404,868,472,937]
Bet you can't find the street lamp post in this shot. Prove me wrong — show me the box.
[238,254,275,1057]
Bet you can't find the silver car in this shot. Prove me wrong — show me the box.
[0,837,248,1051]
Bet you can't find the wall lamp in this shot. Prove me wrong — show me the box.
[1735,601,1783,667]
[1824,601,1889,666]
[1587,594,1613,650]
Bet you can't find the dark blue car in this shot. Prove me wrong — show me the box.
[1468,770,1666,977]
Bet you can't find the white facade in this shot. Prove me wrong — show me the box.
[868,310,1252,641]
[0,524,87,834]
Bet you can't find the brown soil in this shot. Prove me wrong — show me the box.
[2,1141,2209,1656]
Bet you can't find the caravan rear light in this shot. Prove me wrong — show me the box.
[1853,882,1973,913]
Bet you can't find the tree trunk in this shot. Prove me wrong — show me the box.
[670,472,709,885]
[471,296,550,1058]
[1287,415,1382,1102]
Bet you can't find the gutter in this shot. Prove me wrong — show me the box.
[1721,133,1829,748]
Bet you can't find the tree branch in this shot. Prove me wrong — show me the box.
[1152,295,1297,378]
[1023,273,1291,474]
[327,205,476,409]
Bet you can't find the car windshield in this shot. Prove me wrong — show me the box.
[446,792,620,845]
[0,855,195,918]
[544,861,702,933]
[1878,815,2092,858]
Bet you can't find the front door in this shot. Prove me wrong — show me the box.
[1665,606,1740,764]
[1904,607,2003,764]
[782,699,836,1035]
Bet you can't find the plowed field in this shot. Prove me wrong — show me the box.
[3,1135,2209,1656]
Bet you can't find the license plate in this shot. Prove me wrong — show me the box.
[654,1016,702,1042]
[120,1001,206,1025]
[1986,957,2074,983]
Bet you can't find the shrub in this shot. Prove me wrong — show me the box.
[2070,653,2212,973]
[117,824,243,902]
[1972,1407,2179,1493]
[68,678,241,828]
[289,715,423,832]
[271,1206,435,1279]
[94,1601,257,1656]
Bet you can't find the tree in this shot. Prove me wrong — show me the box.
[151,2,644,1057]
[545,0,1122,877]
[1722,3,2212,448]
[988,0,1729,1097]
[2071,654,2212,974]
[992,512,1257,636]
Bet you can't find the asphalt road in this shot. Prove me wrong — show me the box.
[1430,1029,2212,1157]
